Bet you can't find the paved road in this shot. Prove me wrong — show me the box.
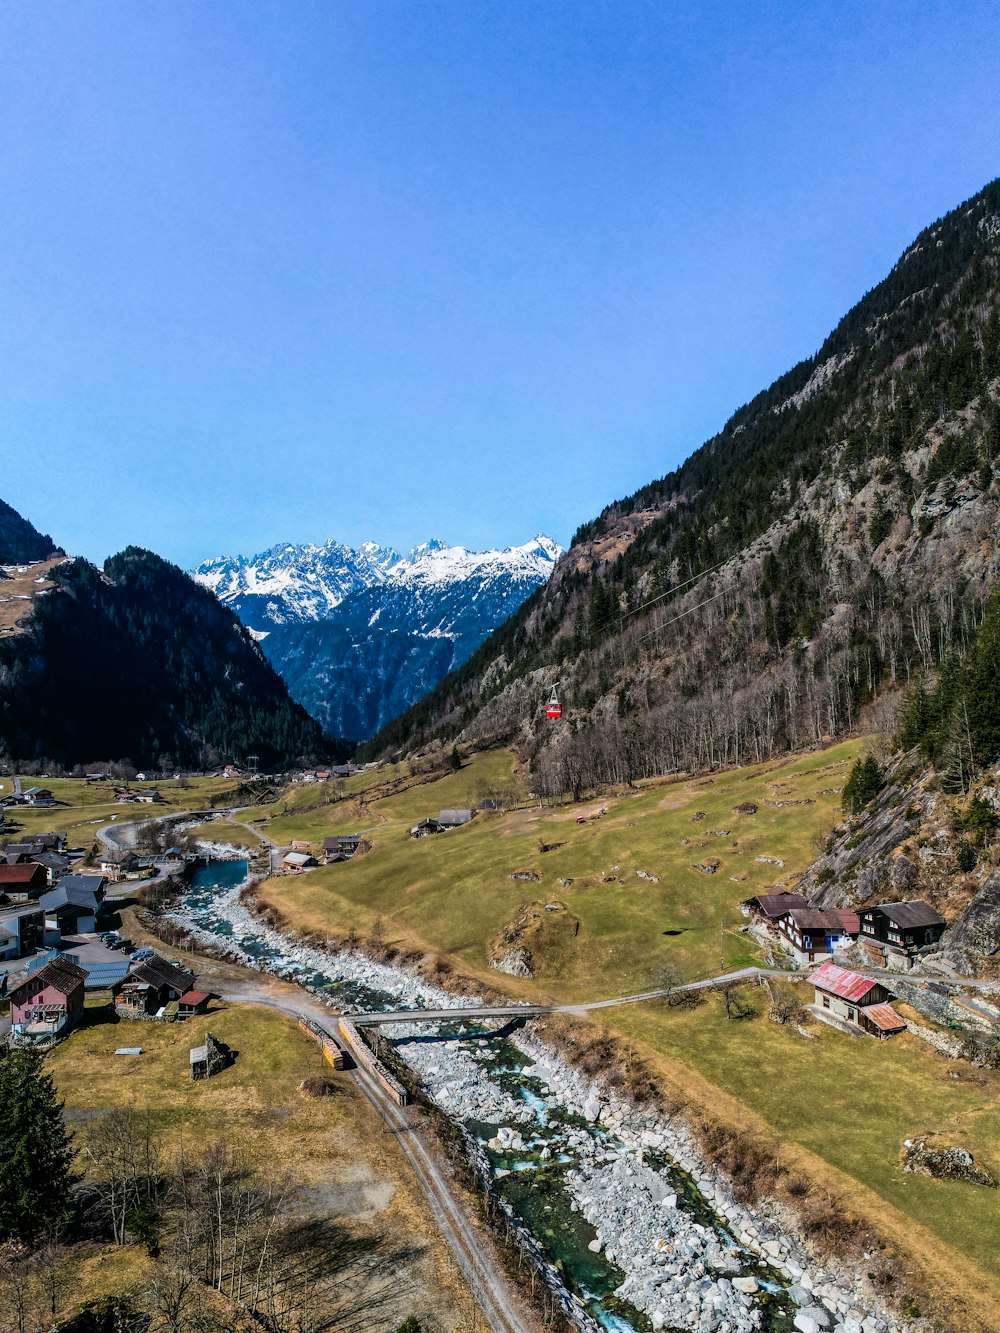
[219,978,532,1333]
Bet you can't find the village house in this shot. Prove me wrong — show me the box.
[0,862,49,901]
[9,956,87,1046]
[39,880,104,937]
[282,850,317,872]
[741,893,809,935]
[23,786,55,807]
[113,954,195,1019]
[100,850,141,881]
[32,851,72,885]
[857,900,946,970]
[810,960,906,1039]
[410,817,444,838]
[322,835,361,862]
[777,907,860,966]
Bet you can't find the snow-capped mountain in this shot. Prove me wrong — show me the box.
[192,534,562,739]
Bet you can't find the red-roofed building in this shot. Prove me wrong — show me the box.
[0,862,48,901]
[177,989,212,1017]
[811,961,905,1039]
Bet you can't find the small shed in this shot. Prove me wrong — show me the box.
[438,809,473,828]
[190,1031,230,1081]
[177,989,212,1017]
[282,850,317,872]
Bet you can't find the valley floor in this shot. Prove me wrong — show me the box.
[246,743,1000,1331]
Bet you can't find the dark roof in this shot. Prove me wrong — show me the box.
[11,955,87,1000]
[439,808,473,825]
[870,900,946,929]
[746,893,809,919]
[39,883,99,913]
[811,961,882,1003]
[128,954,193,992]
[787,908,848,931]
[57,874,106,899]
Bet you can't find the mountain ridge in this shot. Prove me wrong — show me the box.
[359,176,1000,785]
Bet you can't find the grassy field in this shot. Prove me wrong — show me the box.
[48,1000,470,1329]
[258,743,860,999]
[252,740,1000,1323]
[0,774,243,849]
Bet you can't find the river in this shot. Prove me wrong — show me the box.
[173,856,899,1333]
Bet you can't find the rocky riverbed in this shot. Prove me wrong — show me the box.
[172,860,914,1333]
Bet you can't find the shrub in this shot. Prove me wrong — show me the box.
[956,841,977,872]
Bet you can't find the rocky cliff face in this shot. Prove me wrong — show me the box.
[194,535,562,740]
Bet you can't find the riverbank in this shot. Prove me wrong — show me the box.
[165,862,917,1333]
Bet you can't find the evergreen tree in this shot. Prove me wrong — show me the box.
[0,1048,77,1243]
[842,755,885,814]
[964,594,1000,766]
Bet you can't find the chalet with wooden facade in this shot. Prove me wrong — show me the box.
[811,961,906,1039]
[113,955,195,1019]
[777,907,860,966]
[741,893,809,932]
[9,957,87,1046]
[857,900,946,970]
[323,835,362,862]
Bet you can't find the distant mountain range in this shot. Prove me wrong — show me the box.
[193,536,562,740]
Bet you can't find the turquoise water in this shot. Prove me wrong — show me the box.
[180,861,794,1333]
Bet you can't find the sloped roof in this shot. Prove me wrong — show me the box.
[746,893,809,918]
[283,851,314,866]
[835,909,861,934]
[40,883,99,912]
[788,908,845,931]
[0,863,45,884]
[127,955,192,992]
[875,900,946,929]
[811,961,882,1003]
[439,808,473,825]
[179,989,211,1006]
[58,874,107,898]
[863,1002,907,1032]
[11,955,87,999]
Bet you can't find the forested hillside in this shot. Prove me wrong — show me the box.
[0,497,62,564]
[0,542,338,770]
[361,177,1000,792]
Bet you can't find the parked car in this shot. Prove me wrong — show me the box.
[130,947,154,962]
[114,938,133,952]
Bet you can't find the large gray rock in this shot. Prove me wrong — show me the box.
[943,871,1000,968]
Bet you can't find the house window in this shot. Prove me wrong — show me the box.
[863,922,874,933]
[822,995,830,1009]
[848,1007,855,1022]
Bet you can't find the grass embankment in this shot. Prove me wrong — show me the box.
[48,1001,469,1327]
[254,742,1000,1324]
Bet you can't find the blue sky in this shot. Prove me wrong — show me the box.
[2,2,999,568]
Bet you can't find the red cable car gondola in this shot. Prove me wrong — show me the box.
[545,685,562,719]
